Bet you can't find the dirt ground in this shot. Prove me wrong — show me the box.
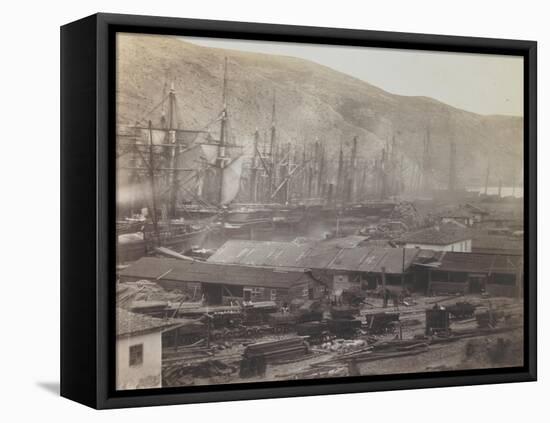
[162,294,524,387]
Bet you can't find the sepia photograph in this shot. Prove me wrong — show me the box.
[114,32,524,391]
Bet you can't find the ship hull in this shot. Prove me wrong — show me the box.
[117,228,213,263]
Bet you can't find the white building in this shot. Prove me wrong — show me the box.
[397,223,472,252]
[116,308,181,390]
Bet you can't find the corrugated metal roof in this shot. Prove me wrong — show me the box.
[435,252,521,274]
[117,258,172,280]
[208,240,420,274]
[209,240,309,267]
[358,247,421,274]
[297,245,340,269]
[120,257,315,289]
[319,235,370,249]
[207,240,289,265]
[327,247,373,270]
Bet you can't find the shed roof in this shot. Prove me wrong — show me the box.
[207,240,304,267]
[117,308,182,337]
[119,257,316,289]
[397,223,471,245]
[472,235,523,253]
[319,235,370,249]
[357,247,421,274]
[208,239,420,274]
[433,252,521,274]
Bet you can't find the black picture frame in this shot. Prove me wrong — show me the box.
[60,12,537,409]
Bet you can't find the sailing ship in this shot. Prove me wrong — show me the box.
[116,56,413,260]
[116,58,245,262]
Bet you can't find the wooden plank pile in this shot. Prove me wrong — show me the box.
[239,337,309,378]
[163,358,237,387]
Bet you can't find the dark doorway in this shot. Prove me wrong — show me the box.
[468,274,486,294]
[203,283,223,305]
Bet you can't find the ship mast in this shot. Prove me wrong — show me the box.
[282,143,291,204]
[448,138,457,192]
[147,120,160,246]
[348,136,358,202]
[380,147,387,200]
[217,57,229,205]
[390,133,397,196]
[301,142,307,200]
[306,142,314,198]
[167,82,178,218]
[421,126,432,193]
[127,128,139,216]
[358,161,368,201]
[268,92,277,202]
[317,140,325,200]
[336,141,344,204]
[250,128,260,202]
[484,160,490,195]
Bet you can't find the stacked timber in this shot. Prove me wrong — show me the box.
[296,321,328,340]
[239,337,309,378]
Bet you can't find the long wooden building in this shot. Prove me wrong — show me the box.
[415,251,523,297]
[119,257,326,305]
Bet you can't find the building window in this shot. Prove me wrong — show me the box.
[248,287,264,300]
[129,344,143,367]
[271,289,277,301]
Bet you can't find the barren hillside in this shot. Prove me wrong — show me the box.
[116,33,523,187]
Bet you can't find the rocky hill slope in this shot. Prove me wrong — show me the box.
[116,33,523,187]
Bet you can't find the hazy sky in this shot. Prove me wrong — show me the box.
[183,36,523,117]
